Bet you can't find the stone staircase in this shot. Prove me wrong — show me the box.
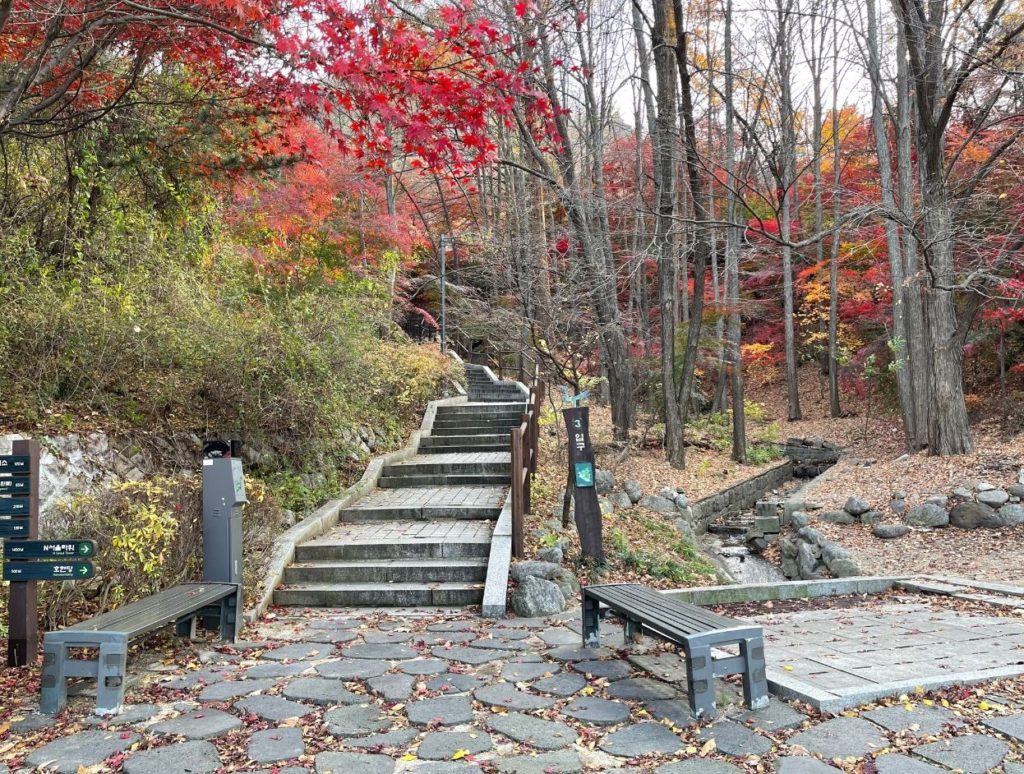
[274,364,527,608]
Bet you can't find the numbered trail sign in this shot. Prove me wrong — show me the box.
[0,520,31,537]
[562,407,603,562]
[3,562,94,582]
[3,540,96,559]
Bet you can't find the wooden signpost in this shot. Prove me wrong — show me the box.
[1,440,95,666]
[562,406,604,563]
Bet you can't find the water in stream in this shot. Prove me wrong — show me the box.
[716,544,787,583]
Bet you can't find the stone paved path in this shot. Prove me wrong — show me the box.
[4,603,1024,773]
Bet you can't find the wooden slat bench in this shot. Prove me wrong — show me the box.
[582,583,769,717]
[40,582,240,715]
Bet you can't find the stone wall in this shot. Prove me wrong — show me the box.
[690,461,794,532]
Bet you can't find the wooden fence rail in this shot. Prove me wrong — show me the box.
[510,365,543,559]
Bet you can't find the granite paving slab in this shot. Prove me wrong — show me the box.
[474,682,557,710]
[84,704,161,727]
[484,626,531,639]
[728,701,806,731]
[532,673,586,696]
[774,758,843,773]
[25,730,141,773]
[629,652,689,683]
[368,672,415,701]
[400,658,450,675]
[344,729,419,749]
[864,703,963,736]
[317,658,390,679]
[571,660,633,680]
[314,751,395,774]
[235,694,315,722]
[343,643,418,660]
[123,740,221,774]
[245,662,311,679]
[237,769,308,774]
[324,704,390,736]
[547,646,613,661]
[788,716,887,759]
[427,621,476,632]
[303,628,360,644]
[599,722,684,757]
[698,720,773,756]
[561,696,631,725]
[606,677,679,700]
[283,676,364,705]
[151,709,242,739]
[655,761,745,773]
[487,712,579,750]
[873,753,949,773]
[493,750,583,773]
[469,637,530,651]
[163,666,239,689]
[9,711,55,733]
[501,661,554,681]
[198,678,278,702]
[407,695,475,726]
[644,698,696,727]
[364,631,413,644]
[247,727,305,763]
[417,730,493,759]
[913,734,1009,773]
[538,628,580,646]
[983,712,1024,742]
[432,646,506,664]
[261,642,333,661]
[415,764,483,773]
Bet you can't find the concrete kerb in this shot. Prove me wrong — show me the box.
[660,575,907,607]
[481,496,513,618]
[246,393,469,622]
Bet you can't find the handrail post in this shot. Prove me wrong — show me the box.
[510,430,524,558]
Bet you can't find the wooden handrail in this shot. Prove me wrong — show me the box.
[509,367,542,559]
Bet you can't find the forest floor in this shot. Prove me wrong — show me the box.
[530,365,1024,587]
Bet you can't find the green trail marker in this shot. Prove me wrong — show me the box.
[0,499,29,515]
[3,562,94,582]
[0,455,30,473]
[0,520,30,537]
[0,478,29,494]
[3,540,96,559]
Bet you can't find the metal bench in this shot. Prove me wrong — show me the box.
[582,583,769,718]
[40,582,240,714]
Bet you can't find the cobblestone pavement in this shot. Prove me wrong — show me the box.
[755,601,1024,711]
[3,604,1024,773]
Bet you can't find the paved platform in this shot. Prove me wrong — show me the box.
[756,597,1024,711]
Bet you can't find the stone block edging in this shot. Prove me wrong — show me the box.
[661,575,907,606]
[481,496,513,618]
[690,461,794,531]
[246,393,468,622]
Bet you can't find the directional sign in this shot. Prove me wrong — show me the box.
[3,541,96,559]
[0,520,30,537]
[0,478,29,494]
[3,562,94,581]
[0,455,30,474]
[0,499,29,515]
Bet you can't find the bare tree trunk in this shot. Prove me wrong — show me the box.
[827,3,842,417]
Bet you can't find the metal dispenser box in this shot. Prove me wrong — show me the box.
[202,456,246,591]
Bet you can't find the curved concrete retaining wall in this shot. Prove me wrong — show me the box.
[690,461,794,533]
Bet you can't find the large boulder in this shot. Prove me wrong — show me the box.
[550,568,580,602]
[844,496,870,517]
[595,469,616,494]
[1007,484,1024,499]
[950,501,996,530]
[537,547,563,564]
[820,510,856,525]
[623,480,643,504]
[511,576,565,617]
[996,503,1024,526]
[976,489,1009,508]
[510,561,560,582]
[796,526,824,545]
[790,511,811,530]
[906,503,948,528]
[610,491,633,510]
[873,524,911,539]
[639,495,677,515]
[821,541,860,577]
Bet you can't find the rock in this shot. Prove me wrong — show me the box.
[977,489,1009,508]
[314,752,394,774]
[1008,484,1024,498]
[660,486,679,501]
[475,683,556,711]
[561,696,631,725]
[828,557,861,577]
[151,710,241,740]
[511,576,565,617]
[407,695,474,727]
[820,510,856,525]
[860,511,883,525]
[779,537,799,558]
[797,543,819,578]
[533,673,586,697]
[950,501,996,530]
[976,481,996,492]
[324,705,389,736]
[951,486,973,501]
[600,722,684,757]
[417,731,493,760]
[844,496,870,516]
[510,561,561,582]
[925,495,949,508]
[796,526,824,545]
[248,728,305,764]
[487,712,578,750]
[996,503,1024,526]
[26,730,141,773]
[537,547,563,564]
[674,493,689,509]
[606,678,678,701]
[550,568,580,602]
[595,469,615,493]
[124,741,222,774]
[235,695,315,722]
[623,480,643,503]
[610,491,633,509]
[906,503,948,528]
[889,498,906,514]
[639,495,677,514]
[789,717,888,760]
[873,524,911,539]
[790,511,811,529]
[598,497,614,515]
[913,734,1009,773]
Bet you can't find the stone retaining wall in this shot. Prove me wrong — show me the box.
[691,461,794,532]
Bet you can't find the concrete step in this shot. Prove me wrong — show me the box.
[296,535,491,561]
[284,557,488,584]
[431,420,522,431]
[420,434,508,449]
[274,582,484,607]
[378,473,510,488]
[339,504,502,521]
[435,406,525,417]
[382,459,511,477]
[418,442,509,454]
[431,424,522,436]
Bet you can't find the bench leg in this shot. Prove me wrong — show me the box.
[40,640,69,715]
[95,640,128,715]
[623,617,640,644]
[685,644,716,719]
[582,593,601,647]
[740,636,770,710]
